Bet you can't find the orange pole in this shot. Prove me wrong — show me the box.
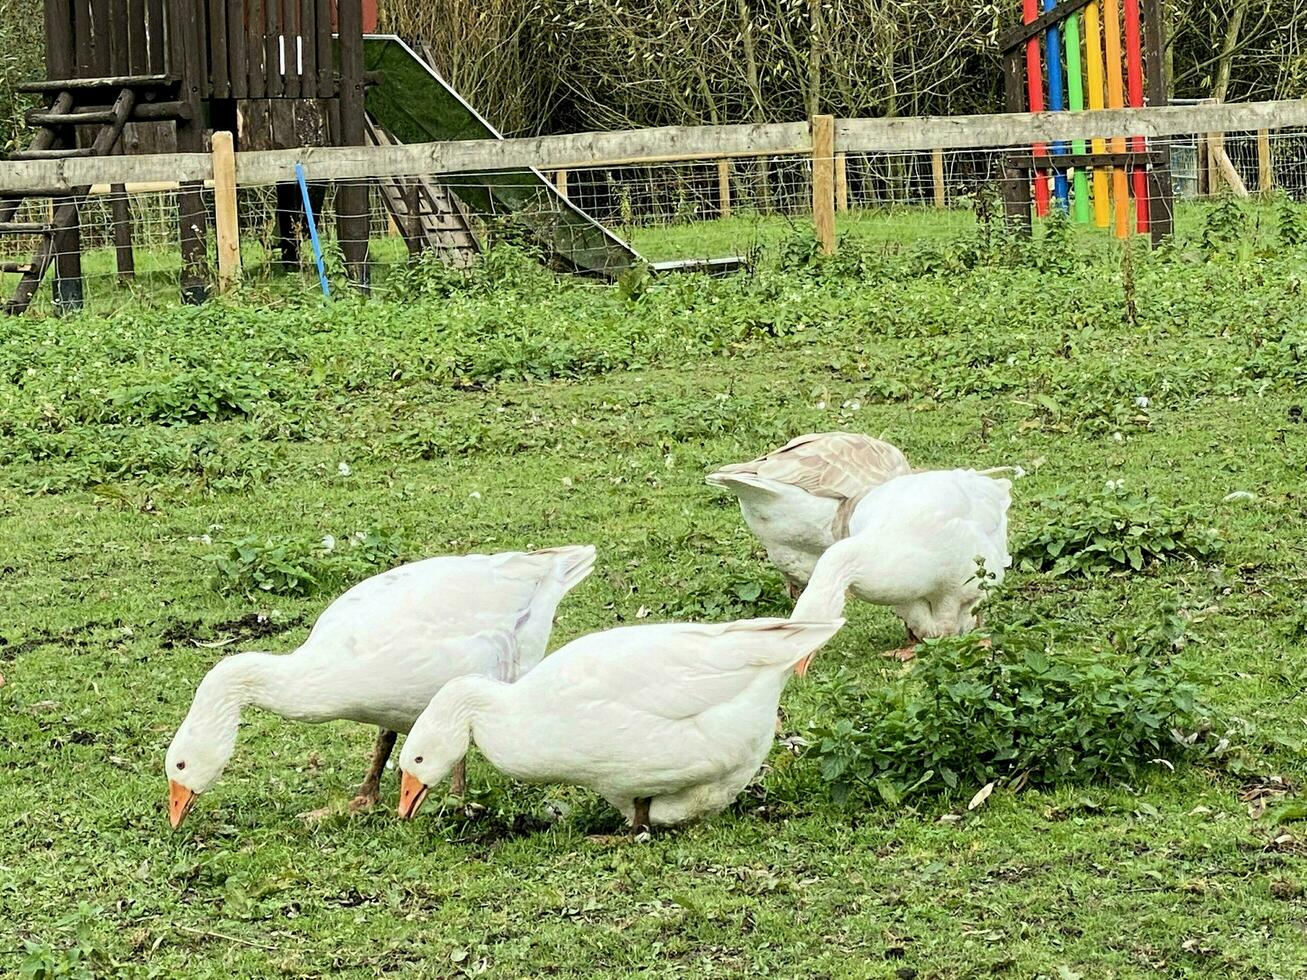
[1103,0,1130,238]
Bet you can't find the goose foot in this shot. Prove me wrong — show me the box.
[786,580,803,602]
[347,791,379,813]
[297,805,336,824]
[630,796,653,840]
[881,646,918,663]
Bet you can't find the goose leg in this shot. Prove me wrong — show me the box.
[630,796,653,839]
[450,757,467,798]
[786,579,803,601]
[348,728,397,812]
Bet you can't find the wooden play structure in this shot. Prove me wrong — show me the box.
[1,0,377,314]
[0,3,641,315]
[999,0,1175,243]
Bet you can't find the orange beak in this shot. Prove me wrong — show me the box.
[397,770,430,821]
[793,654,815,678]
[168,779,197,829]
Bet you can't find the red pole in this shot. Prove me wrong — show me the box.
[1123,0,1149,232]
[361,0,378,32]
[1024,0,1051,217]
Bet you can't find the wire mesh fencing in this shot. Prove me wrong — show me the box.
[4,128,1307,316]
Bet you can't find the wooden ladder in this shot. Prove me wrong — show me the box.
[364,116,481,268]
[1,75,187,315]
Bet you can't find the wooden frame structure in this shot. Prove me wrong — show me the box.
[1,0,374,314]
[999,0,1174,243]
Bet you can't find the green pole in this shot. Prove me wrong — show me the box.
[1065,11,1091,223]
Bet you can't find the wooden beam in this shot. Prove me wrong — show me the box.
[717,158,732,218]
[932,148,946,207]
[212,131,241,291]
[1208,130,1224,197]
[998,0,1095,53]
[811,114,835,256]
[7,100,1307,194]
[834,153,848,212]
[1214,145,1250,198]
[555,169,568,198]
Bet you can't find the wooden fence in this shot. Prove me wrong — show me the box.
[4,97,1306,283]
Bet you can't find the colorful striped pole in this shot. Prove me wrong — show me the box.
[1064,10,1091,222]
[1123,0,1150,233]
[1044,0,1071,210]
[1024,0,1052,217]
[1084,2,1112,228]
[1102,0,1131,238]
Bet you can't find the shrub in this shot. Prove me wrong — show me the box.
[1015,482,1222,577]
[808,618,1214,805]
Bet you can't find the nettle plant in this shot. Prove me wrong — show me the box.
[1015,481,1222,577]
[809,615,1215,805]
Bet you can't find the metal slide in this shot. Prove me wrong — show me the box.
[362,35,640,279]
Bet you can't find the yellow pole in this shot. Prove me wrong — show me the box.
[1084,1,1111,228]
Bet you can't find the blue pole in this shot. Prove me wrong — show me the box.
[1043,0,1070,211]
[295,163,330,297]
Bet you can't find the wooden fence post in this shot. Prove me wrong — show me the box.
[811,114,836,255]
[211,131,241,292]
[835,152,848,212]
[932,147,947,207]
[717,159,732,218]
[555,169,568,198]
[1207,130,1224,195]
[1258,129,1273,194]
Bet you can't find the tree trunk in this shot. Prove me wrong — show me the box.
[1212,0,1252,102]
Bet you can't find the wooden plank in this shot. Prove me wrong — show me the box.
[227,0,246,98]
[212,131,241,290]
[1006,150,1163,170]
[73,0,94,76]
[110,183,135,280]
[555,169,568,198]
[999,0,1094,53]
[932,147,946,207]
[282,0,299,98]
[90,0,111,75]
[1258,129,1273,193]
[315,0,333,97]
[834,153,847,212]
[718,158,732,217]
[8,100,1307,193]
[209,0,230,98]
[266,0,284,98]
[811,114,835,256]
[165,0,185,78]
[145,0,165,73]
[45,0,74,80]
[107,0,130,76]
[247,0,266,98]
[299,0,317,98]
[51,196,84,314]
[126,0,147,74]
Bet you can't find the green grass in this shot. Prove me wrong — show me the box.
[3,208,1307,977]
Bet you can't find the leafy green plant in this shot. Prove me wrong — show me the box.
[202,529,406,597]
[809,619,1214,805]
[1200,196,1248,258]
[104,365,277,424]
[1015,482,1222,576]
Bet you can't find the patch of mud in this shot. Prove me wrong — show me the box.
[159,612,304,650]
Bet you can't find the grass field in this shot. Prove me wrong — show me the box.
[2,207,1307,978]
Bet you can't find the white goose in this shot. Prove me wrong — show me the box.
[707,433,912,596]
[164,545,595,828]
[792,470,1011,664]
[395,617,844,832]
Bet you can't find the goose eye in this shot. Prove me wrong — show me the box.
[414,757,424,764]
[176,761,186,771]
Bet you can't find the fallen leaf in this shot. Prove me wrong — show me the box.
[968,781,996,811]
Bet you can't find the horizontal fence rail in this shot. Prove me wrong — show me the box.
[3,99,1307,193]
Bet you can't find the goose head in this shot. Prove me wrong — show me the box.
[164,710,238,828]
[396,678,478,820]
